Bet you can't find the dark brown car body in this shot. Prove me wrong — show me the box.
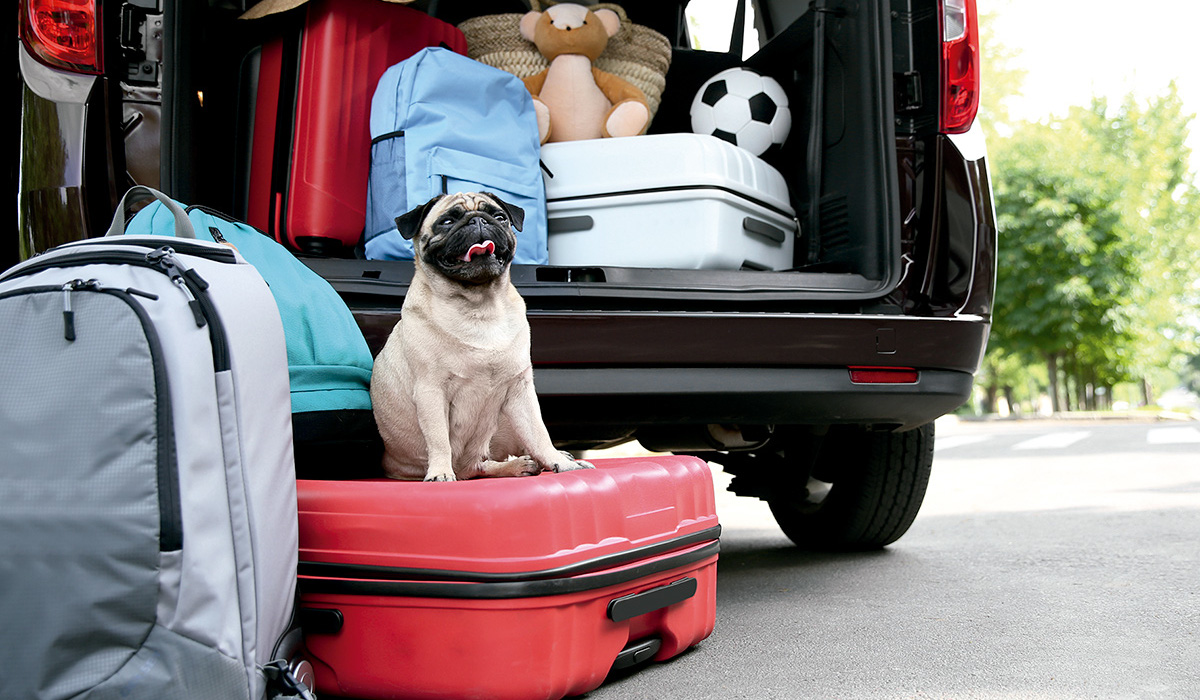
[16,0,994,547]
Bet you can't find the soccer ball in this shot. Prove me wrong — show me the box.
[689,67,791,157]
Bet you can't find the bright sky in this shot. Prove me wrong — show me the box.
[688,0,1200,157]
[984,0,1200,154]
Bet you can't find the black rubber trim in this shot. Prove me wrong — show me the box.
[299,525,721,584]
[370,129,404,145]
[607,577,697,622]
[298,540,720,600]
[546,184,795,220]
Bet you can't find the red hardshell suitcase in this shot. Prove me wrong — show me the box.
[296,456,720,700]
[246,0,468,255]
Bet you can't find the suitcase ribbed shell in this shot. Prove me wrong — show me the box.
[296,455,719,700]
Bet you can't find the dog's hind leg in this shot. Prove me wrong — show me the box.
[467,455,541,478]
[498,371,595,473]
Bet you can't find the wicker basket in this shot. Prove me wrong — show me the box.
[458,2,672,120]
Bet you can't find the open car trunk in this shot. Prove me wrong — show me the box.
[158,0,901,311]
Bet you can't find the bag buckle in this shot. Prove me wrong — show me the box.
[262,659,318,700]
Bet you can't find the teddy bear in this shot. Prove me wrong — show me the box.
[519,3,651,144]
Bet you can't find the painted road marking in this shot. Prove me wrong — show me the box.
[1012,431,1092,450]
[1146,427,1200,445]
[934,435,993,452]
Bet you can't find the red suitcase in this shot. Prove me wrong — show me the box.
[246,0,468,255]
[296,456,720,700]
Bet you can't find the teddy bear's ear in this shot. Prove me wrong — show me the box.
[519,10,542,42]
[594,8,621,38]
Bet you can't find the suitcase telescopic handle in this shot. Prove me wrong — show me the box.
[607,577,698,622]
[105,185,197,239]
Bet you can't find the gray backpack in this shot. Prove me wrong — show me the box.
[0,188,311,700]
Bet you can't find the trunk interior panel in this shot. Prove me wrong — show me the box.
[164,0,903,309]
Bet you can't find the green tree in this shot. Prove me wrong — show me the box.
[988,91,1200,411]
[991,113,1139,410]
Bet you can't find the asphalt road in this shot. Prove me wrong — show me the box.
[586,418,1200,699]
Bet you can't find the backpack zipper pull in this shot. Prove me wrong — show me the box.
[61,279,99,341]
[62,281,76,341]
[172,276,207,328]
[147,247,207,327]
[125,287,159,301]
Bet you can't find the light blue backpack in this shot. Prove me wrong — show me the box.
[364,47,549,264]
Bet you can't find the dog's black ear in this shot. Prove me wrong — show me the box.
[484,192,525,232]
[395,195,443,240]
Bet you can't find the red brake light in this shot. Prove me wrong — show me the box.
[939,0,979,134]
[848,366,920,384]
[20,0,104,75]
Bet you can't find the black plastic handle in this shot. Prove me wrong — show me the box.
[607,577,698,622]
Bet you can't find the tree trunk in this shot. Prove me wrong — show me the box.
[1141,377,1155,407]
[983,382,998,415]
[1047,353,1061,413]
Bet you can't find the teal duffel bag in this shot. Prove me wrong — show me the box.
[123,190,380,476]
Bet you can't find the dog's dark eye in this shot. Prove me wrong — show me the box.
[493,212,507,222]
[440,218,454,227]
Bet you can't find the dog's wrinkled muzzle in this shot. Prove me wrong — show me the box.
[448,215,509,263]
[423,212,515,285]
[461,240,495,262]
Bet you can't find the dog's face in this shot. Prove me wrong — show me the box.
[395,193,524,285]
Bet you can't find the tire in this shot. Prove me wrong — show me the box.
[767,422,934,550]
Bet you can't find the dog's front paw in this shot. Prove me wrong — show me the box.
[424,471,456,482]
[553,451,595,472]
[519,456,542,476]
[473,456,541,478]
[506,455,541,477]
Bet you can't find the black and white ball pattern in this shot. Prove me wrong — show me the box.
[690,67,791,157]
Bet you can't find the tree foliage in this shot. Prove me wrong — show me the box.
[981,45,1200,410]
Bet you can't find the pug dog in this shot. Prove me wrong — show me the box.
[370,192,594,481]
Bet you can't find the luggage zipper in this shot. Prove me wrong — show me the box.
[51,235,241,264]
[184,204,276,241]
[61,278,159,340]
[6,247,232,372]
[1,283,183,551]
[146,246,209,328]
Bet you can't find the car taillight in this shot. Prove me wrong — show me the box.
[939,0,979,134]
[848,366,920,384]
[20,0,104,75]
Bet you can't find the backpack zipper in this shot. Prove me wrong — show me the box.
[0,283,183,551]
[5,246,232,372]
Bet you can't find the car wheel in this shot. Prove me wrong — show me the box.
[767,422,934,550]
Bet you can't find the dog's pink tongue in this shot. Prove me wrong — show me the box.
[461,240,495,262]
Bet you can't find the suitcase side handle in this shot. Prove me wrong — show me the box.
[607,577,698,622]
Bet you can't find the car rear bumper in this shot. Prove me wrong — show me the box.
[347,303,988,436]
[533,366,976,434]
[351,307,990,374]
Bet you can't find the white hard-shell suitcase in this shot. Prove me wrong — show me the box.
[540,133,798,271]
